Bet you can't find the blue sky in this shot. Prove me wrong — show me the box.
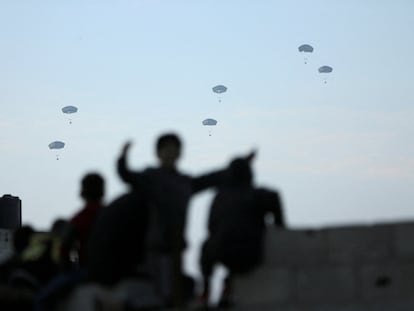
[1,0,414,239]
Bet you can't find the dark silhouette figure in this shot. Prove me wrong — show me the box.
[62,172,105,268]
[86,191,150,285]
[200,155,285,308]
[50,219,69,239]
[0,225,35,285]
[32,174,105,311]
[116,133,248,307]
[0,224,64,311]
[0,225,36,311]
[86,191,172,310]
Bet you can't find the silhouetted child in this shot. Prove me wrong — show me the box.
[117,133,252,307]
[62,172,105,269]
[32,174,105,311]
[200,155,285,308]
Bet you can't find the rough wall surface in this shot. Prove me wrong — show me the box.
[234,221,414,311]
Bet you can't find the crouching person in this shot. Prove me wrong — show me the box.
[200,155,285,308]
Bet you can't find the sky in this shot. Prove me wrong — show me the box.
[1,0,414,265]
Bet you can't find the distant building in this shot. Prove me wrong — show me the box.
[0,194,21,261]
[0,229,12,262]
[0,194,22,230]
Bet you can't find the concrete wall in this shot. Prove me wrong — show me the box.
[234,221,414,311]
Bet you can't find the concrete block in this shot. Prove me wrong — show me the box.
[265,228,328,266]
[360,262,414,301]
[234,266,293,306]
[326,225,392,264]
[394,222,414,258]
[296,265,356,304]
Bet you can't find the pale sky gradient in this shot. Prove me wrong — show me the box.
[1,0,414,244]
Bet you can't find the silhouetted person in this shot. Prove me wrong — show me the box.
[62,172,105,269]
[0,225,36,311]
[50,219,68,240]
[0,233,36,309]
[86,191,150,285]
[200,156,285,308]
[32,175,105,311]
[1,223,68,311]
[117,133,250,307]
[0,225,35,285]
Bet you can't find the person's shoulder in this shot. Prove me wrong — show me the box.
[254,187,281,202]
[143,167,160,174]
[177,169,191,179]
[70,205,92,225]
[70,207,85,221]
[255,187,279,195]
[152,167,190,178]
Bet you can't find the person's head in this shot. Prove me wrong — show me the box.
[51,218,69,238]
[13,225,35,254]
[229,158,253,186]
[80,172,105,202]
[155,133,182,168]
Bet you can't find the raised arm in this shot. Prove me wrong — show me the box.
[192,149,257,193]
[191,169,229,194]
[117,141,138,185]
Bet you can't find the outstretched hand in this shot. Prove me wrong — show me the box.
[245,149,257,162]
[121,141,132,158]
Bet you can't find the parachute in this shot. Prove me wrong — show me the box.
[298,44,314,53]
[298,44,313,64]
[62,106,78,114]
[212,85,227,103]
[202,118,218,126]
[202,118,217,136]
[318,66,333,73]
[318,65,333,84]
[48,141,65,149]
[48,141,65,160]
[62,106,78,124]
[212,85,227,94]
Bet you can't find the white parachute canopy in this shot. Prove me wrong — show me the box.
[202,118,217,136]
[48,141,65,149]
[318,65,333,84]
[318,65,333,73]
[298,44,313,64]
[62,106,78,124]
[202,118,218,126]
[212,85,227,94]
[61,106,78,114]
[298,44,314,53]
[212,85,227,103]
[48,141,65,160]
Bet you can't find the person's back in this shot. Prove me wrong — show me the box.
[86,191,149,286]
[200,157,284,307]
[207,187,267,272]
